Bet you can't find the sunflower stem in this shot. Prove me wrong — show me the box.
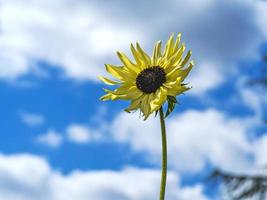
[159,106,167,200]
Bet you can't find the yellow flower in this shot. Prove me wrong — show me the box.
[100,33,194,119]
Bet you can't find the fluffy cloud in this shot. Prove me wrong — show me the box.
[253,134,267,167]
[36,123,102,147]
[0,0,142,81]
[36,130,63,148]
[0,153,209,200]
[1,0,266,94]
[19,111,45,127]
[189,62,224,95]
[66,124,101,144]
[255,1,267,37]
[111,109,254,173]
[39,107,261,174]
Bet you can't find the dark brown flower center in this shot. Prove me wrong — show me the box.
[136,66,166,94]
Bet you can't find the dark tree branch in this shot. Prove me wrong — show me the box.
[210,169,267,200]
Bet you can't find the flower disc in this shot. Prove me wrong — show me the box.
[136,66,166,94]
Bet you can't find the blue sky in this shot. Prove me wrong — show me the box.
[0,0,267,199]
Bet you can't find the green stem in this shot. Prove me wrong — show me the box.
[159,106,167,200]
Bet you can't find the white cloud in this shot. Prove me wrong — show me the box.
[19,111,45,127]
[189,62,224,95]
[167,110,253,173]
[236,76,267,124]
[67,125,91,143]
[36,130,63,148]
[240,88,263,117]
[111,109,254,173]
[253,134,267,167]
[0,0,266,94]
[36,124,102,147]
[0,153,209,200]
[66,124,101,144]
[255,1,267,37]
[0,0,142,81]
[0,49,29,80]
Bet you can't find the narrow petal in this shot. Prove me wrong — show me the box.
[105,64,136,81]
[152,41,162,65]
[124,87,143,100]
[163,44,186,73]
[150,87,167,112]
[112,85,134,95]
[99,76,121,85]
[167,85,190,96]
[180,61,194,81]
[163,77,182,88]
[108,86,143,100]
[136,42,151,67]
[166,61,193,83]
[166,67,180,82]
[125,98,142,112]
[161,56,176,70]
[163,33,175,59]
[117,51,140,74]
[180,50,192,67]
[130,44,146,69]
[147,92,157,114]
[100,93,112,101]
[172,33,182,55]
[101,90,127,101]
[140,95,151,119]
[166,57,194,79]
[171,44,186,67]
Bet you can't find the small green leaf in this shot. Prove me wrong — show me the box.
[124,109,131,113]
[154,110,159,117]
[181,83,189,86]
[167,95,177,103]
[165,99,176,118]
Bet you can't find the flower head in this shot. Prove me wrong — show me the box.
[100,33,194,119]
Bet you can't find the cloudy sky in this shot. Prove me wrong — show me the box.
[0,0,267,199]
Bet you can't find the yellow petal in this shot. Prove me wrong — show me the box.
[152,41,162,65]
[112,85,134,95]
[161,55,176,70]
[105,64,136,82]
[117,51,140,74]
[180,61,194,81]
[108,86,143,100]
[163,33,175,59]
[99,76,120,85]
[162,44,186,73]
[124,87,143,100]
[102,89,124,100]
[165,61,193,83]
[171,44,186,68]
[165,65,185,82]
[101,89,128,101]
[150,87,167,112]
[180,50,192,67]
[165,58,193,83]
[172,33,182,55]
[147,93,157,114]
[140,95,151,119]
[100,93,112,101]
[136,42,151,67]
[130,44,146,69]
[167,85,190,96]
[163,77,182,88]
[125,98,142,112]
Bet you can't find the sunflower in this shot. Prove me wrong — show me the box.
[100,33,194,119]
